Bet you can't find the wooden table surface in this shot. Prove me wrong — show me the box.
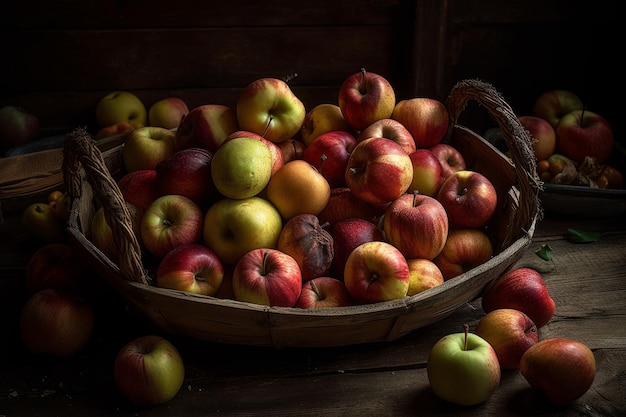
[1,206,625,417]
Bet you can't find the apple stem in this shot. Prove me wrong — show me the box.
[310,280,321,298]
[320,154,327,171]
[463,323,469,350]
[283,72,298,84]
[412,190,419,207]
[262,115,273,138]
[262,250,270,275]
[360,67,367,81]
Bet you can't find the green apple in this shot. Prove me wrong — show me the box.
[148,97,189,129]
[236,77,306,143]
[96,91,147,129]
[211,136,273,199]
[203,196,283,265]
[122,126,177,172]
[427,325,501,406]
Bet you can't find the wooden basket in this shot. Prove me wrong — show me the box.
[63,79,542,348]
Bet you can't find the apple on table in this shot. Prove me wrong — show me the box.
[114,335,185,405]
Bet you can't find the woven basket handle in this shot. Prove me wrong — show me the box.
[446,79,543,237]
[62,128,148,285]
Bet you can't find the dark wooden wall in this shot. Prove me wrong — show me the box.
[2,0,620,142]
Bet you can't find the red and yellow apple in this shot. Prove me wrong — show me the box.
[518,115,557,161]
[156,243,224,296]
[406,258,444,296]
[357,118,416,154]
[338,69,396,131]
[391,97,449,148]
[300,103,353,146]
[302,130,357,188]
[531,89,583,128]
[148,97,189,129]
[174,104,238,152]
[295,277,354,308]
[433,228,493,280]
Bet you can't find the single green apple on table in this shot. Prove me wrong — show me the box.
[114,335,185,405]
[96,91,147,129]
[427,324,501,406]
[236,77,306,143]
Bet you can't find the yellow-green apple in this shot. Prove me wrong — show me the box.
[122,126,177,172]
[91,203,143,263]
[391,97,449,148]
[156,147,218,208]
[519,338,596,406]
[481,267,555,328]
[232,248,303,307]
[277,214,334,282]
[96,121,135,139]
[19,289,95,358]
[148,97,189,129]
[0,105,39,149]
[407,148,444,197]
[211,136,273,200]
[436,170,498,229]
[532,89,583,128]
[203,196,283,265]
[278,138,306,163]
[429,143,467,180]
[328,217,384,280]
[427,325,501,406]
[383,192,449,260]
[156,243,224,296]
[266,159,331,220]
[118,169,160,211]
[518,115,556,161]
[345,137,413,204]
[21,202,66,243]
[225,130,284,175]
[302,130,357,188]
[406,258,444,296]
[141,195,204,258]
[343,240,410,304]
[338,68,396,131]
[114,335,185,405]
[174,104,238,152]
[25,243,84,293]
[236,77,306,143]
[475,308,538,369]
[433,228,493,280]
[357,118,416,154]
[317,187,388,226]
[300,103,353,146]
[555,109,614,164]
[295,277,354,308]
[95,91,147,129]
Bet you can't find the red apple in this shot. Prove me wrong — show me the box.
[481,267,555,328]
[25,243,84,292]
[357,118,416,154]
[518,115,557,161]
[391,97,449,148]
[475,308,538,369]
[95,121,135,140]
[406,258,444,296]
[407,148,444,197]
[317,187,388,226]
[225,130,284,175]
[19,289,95,358]
[141,194,204,258]
[436,170,498,229]
[155,147,219,208]
[278,138,306,163]
[302,130,357,188]
[117,169,161,211]
[0,105,40,149]
[532,89,583,128]
[232,248,303,307]
[174,104,239,152]
[555,109,614,164]
[295,277,354,308]
[277,214,334,282]
[328,217,384,280]
[383,192,449,260]
[345,137,413,204]
[433,228,493,280]
[114,335,185,405]
[429,143,467,181]
[520,338,596,406]
[156,243,224,296]
[343,241,410,304]
[338,68,396,131]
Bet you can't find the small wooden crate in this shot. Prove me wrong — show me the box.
[63,79,541,348]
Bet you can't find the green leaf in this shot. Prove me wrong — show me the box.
[567,228,601,243]
[535,244,553,261]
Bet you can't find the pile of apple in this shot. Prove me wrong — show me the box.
[90,69,504,309]
[520,89,623,189]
